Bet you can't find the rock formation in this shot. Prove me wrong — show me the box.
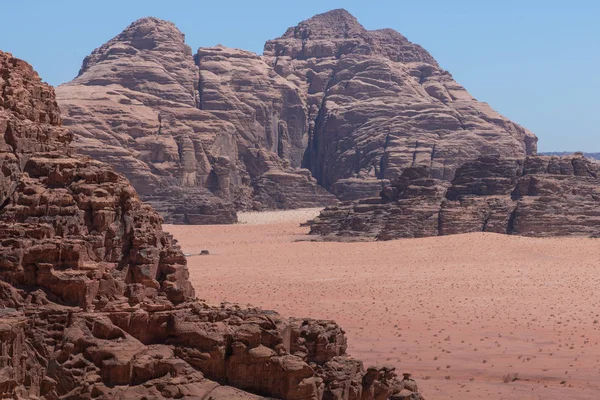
[540,151,599,161]
[57,9,536,223]
[309,154,600,240]
[264,9,536,192]
[0,51,423,399]
[56,17,336,223]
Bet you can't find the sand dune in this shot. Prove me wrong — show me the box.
[166,212,600,400]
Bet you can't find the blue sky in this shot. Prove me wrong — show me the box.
[2,0,598,152]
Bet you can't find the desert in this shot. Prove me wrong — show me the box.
[168,209,600,400]
[0,50,423,399]
[2,3,599,399]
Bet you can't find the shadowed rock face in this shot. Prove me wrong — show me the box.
[57,9,536,223]
[309,154,600,240]
[0,51,423,399]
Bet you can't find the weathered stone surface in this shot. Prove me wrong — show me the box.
[252,169,337,210]
[57,9,536,223]
[56,18,337,223]
[331,178,390,201]
[540,151,600,161]
[264,9,537,190]
[310,154,600,240]
[1,50,423,399]
[196,46,307,170]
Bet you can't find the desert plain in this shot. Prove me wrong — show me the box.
[166,209,600,400]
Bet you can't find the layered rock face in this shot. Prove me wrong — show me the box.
[264,9,537,192]
[56,18,336,223]
[541,151,600,161]
[310,154,600,240]
[57,9,536,223]
[0,51,423,399]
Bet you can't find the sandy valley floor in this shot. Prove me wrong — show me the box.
[165,209,600,400]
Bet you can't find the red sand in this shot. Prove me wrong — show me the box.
[166,214,600,400]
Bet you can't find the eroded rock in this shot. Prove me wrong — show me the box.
[265,9,537,190]
[1,50,423,399]
[310,154,600,240]
[57,9,536,223]
[56,18,337,223]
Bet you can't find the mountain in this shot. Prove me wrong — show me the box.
[56,9,537,223]
[0,50,424,399]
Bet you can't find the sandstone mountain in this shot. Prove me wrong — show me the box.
[0,51,423,399]
[56,17,337,224]
[57,9,537,223]
[309,154,600,240]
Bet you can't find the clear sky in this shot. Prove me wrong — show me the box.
[1,0,598,152]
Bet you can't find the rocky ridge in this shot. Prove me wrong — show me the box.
[264,9,536,192]
[57,9,536,223]
[309,154,600,240]
[540,151,599,161]
[0,50,423,399]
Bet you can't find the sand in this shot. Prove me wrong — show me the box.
[236,208,322,225]
[165,209,600,400]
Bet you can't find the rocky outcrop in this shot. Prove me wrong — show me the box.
[56,18,337,224]
[0,51,423,399]
[540,151,599,161]
[264,9,537,188]
[57,9,536,223]
[330,178,391,201]
[310,154,600,240]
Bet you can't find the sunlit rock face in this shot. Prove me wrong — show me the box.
[0,50,424,400]
[264,9,536,192]
[57,9,536,223]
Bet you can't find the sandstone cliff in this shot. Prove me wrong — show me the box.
[309,154,600,240]
[264,9,536,196]
[0,51,423,399]
[57,9,536,222]
[56,17,337,223]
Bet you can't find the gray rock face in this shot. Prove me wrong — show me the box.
[310,155,600,240]
[57,9,537,224]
